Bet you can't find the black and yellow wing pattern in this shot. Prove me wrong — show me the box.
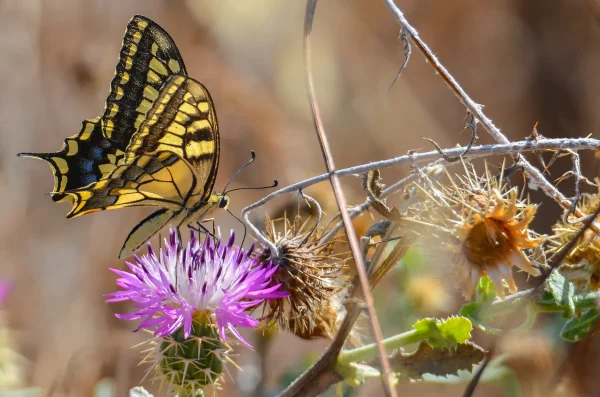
[62,75,223,258]
[18,15,187,200]
[19,16,227,259]
[64,75,219,218]
[101,15,187,149]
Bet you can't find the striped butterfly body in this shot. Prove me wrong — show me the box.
[19,15,228,259]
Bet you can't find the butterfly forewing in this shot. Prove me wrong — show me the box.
[18,15,187,200]
[64,75,219,219]
[102,15,188,149]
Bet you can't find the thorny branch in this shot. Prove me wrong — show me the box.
[382,0,600,235]
[236,1,600,396]
[243,138,600,249]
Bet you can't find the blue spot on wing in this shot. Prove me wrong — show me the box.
[77,159,94,173]
[88,146,104,161]
[80,173,98,186]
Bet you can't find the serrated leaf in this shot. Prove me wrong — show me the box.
[438,317,472,344]
[475,276,496,304]
[546,271,576,317]
[560,308,600,342]
[413,317,473,348]
[391,341,485,380]
[421,357,514,385]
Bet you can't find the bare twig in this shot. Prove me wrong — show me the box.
[388,26,412,91]
[243,138,600,248]
[555,150,597,220]
[293,1,395,395]
[381,0,600,235]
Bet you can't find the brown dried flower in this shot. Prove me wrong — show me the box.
[551,187,600,292]
[257,213,350,340]
[407,162,545,299]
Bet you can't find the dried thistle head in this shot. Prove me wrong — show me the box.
[551,186,600,292]
[407,162,545,299]
[257,213,350,340]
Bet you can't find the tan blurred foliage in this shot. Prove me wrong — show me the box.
[2,0,600,396]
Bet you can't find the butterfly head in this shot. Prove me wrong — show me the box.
[216,193,230,210]
[209,192,230,211]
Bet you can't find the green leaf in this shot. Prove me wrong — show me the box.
[560,308,600,342]
[391,341,485,380]
[459,302,502,334]
[546,271,576,317]
[475,276,496,304]
[413,317,473,348]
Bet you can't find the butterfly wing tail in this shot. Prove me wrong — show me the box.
[18,118,121,203]
[119,208,178,259]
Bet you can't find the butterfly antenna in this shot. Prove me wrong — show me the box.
[222,151,256,194]
[227,209,248,248]
[224,180,278,195]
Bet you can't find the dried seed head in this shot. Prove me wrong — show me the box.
[407,162,545,299]
[258,213,350,340]
[551,187,600,292]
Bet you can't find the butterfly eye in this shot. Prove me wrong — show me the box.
[218,196,229,209]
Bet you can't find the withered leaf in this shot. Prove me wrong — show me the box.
[390,341,486,380]
[362,169,401,221]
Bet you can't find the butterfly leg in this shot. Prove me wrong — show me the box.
[188,219,216,239]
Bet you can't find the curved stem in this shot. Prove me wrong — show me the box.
[243,138,600,248]
[338,328,434,366]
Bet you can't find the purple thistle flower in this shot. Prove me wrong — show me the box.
[106,229,288,347]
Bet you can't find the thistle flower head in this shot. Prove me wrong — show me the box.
[551,187,600,292]
[258,214,350,339]
[407,162,544,299]
[141,313,232,396]
[107,228,287,347]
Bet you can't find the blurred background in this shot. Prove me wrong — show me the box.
[3,0,600,396]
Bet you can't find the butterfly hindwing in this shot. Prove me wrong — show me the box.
[125,74,220,202]
[119,208,179,259]
[102,15,188,149]
[64,151,199,218]
[18,118,124,202]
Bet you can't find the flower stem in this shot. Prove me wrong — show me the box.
[338,328,434,365]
